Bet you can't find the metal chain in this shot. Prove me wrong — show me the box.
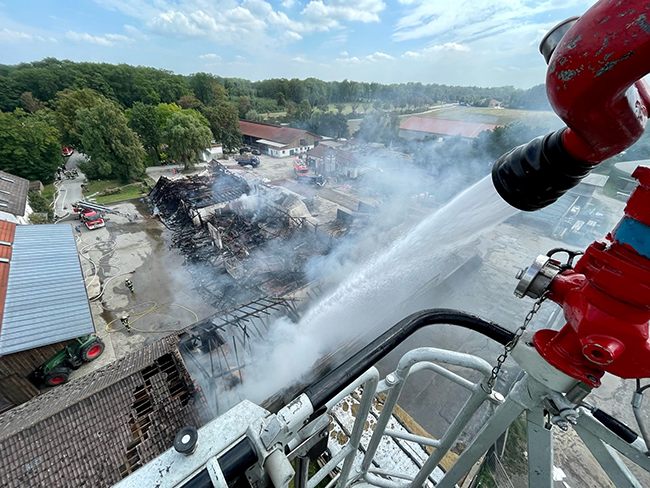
[482,294,547,393]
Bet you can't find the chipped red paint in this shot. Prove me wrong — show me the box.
[546,0,650,163]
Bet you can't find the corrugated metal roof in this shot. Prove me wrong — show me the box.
[0,224,95,355]
[399,117,497,138]
[0,171,29,217]
[0,221,16,336]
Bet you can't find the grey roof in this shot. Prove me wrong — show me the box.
[0,224,95,355]
[0,171,29,217]
[614,160,650,176]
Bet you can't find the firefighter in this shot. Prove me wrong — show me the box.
[125,278,134,293]
[120,314,132,333]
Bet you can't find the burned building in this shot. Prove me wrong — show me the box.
[149,163,331,309]
[0,336,208,487]
[177,297,304,416]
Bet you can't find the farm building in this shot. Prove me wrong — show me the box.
[0,223,96,412]
[398,117,497,141]
[239,120,321,157]
[0,335,208,487]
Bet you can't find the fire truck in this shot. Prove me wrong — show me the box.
[79,208,105,230]
[293,157,308,177]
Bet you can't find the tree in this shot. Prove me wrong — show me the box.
[200,103,242,153]
[164,111,212,169]
[295,99,312,122]
[126,102,162,165]
[238,96,252,118]
[308,112,349,139]
[76,98,146,182]
[19,92,44,113]
[0,110,61,183]
[189,72,221,106]
[53,88,103,147]
[357,111,399,144]
[177,94,203,110]
[277,92,286,107]
[335,103,345,114]
[245,109,261,122]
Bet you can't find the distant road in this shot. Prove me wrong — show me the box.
[54,152,85,219]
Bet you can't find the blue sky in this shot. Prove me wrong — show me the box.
[0,0,595,88]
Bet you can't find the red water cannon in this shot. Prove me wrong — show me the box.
[492,0,650,211]
[516,167,650,387]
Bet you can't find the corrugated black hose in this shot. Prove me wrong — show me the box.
[303,308,514,410]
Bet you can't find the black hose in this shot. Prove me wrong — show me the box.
[303,309,515,410]
[180,438,258,488]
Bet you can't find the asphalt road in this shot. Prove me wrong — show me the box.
[54,151,85,219]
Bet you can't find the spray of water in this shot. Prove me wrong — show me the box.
[240,175,518,402]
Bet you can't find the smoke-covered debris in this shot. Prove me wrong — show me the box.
[177,297,301,416]
[148,161,351,310]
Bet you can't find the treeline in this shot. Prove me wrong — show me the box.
[1,58,549,115]
[0,84,241,183]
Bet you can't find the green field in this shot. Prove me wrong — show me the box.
[402,106,563,129]
[83,179,146,204]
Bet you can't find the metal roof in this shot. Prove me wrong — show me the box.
[255,138,286,148]
[399,117,497,138]
[0,224,95,355]
[0,171,29,217]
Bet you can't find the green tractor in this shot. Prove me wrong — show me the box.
[31,335,105,387]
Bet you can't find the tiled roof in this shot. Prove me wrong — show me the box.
[0,171,29,217]
[0,224,95,355]
[0,220,15,337]
[240,120,318,145]
[399,117,497,139]
[0,336,207,487]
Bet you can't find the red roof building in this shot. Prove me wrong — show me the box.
[399,117,497,141]
[239,120,321,158]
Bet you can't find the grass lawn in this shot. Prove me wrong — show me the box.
[402,105,563,129]
[41,184,56,203]
[83,179,146,204]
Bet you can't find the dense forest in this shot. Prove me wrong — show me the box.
[0,57,558,187]
[0,58,550,114]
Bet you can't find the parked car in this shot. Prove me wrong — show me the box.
[235,156,260,167]
[239,147,252,154]
[62,146,73,157]
[251,148,261,155]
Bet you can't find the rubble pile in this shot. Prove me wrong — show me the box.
[149,163,330,309]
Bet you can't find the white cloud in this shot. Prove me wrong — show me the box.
[292,56,307,63]
[146,8,267,47]
[402,42,470,59]
[0,28,34,43]
[366,51,394,61]
[124,24,148,39]
[401,51,421,58]
[336,56,360,63]
[340,50,348,56]
[94,0,384,46]
[235,55,246,61]
[301,0,386,31]
[393,0,590,43]
[66,31,134,46]
[336,52,393,63]
[199,53,221,59]
[286,30,303,40]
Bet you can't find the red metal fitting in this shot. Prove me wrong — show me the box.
[546,0,650,163]
[533,168,650,387]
